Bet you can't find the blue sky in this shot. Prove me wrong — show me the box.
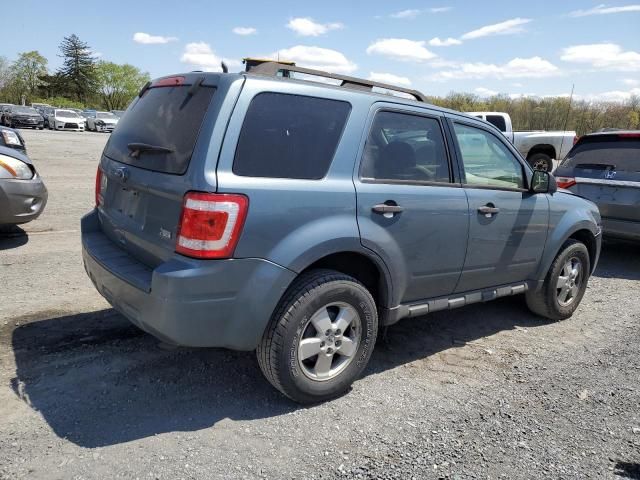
[7,0,640,101]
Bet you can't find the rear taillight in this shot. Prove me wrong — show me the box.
[95,167,103,207]
[556,176,577,189]
[152,76,186,88]
[573,135,579,145]
[176,192,249,259]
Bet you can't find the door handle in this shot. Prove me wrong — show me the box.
[478,204,500,217]
[372,204,404,214]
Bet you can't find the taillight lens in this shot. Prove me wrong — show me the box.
[573,135,579,145]
[176,192,249,259]
[95,167,103,207]
[556,176,577,189]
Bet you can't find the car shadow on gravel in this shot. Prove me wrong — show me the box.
[0,225,28,250]
[593,239,640,281]
[10,295,553,448]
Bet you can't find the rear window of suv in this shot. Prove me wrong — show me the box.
[233,93,351,179]
[562,135,640,172]
[104,83,215,174]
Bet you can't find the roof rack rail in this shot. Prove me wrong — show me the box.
[245,61,428,103]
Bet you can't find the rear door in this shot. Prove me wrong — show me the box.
[354,104,469,303]
[560,134,640,224]
[97,74,231,267]
[449,120,548,292]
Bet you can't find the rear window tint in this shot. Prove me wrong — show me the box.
[104,84,215,174]
[233,93,350,179]
[563,137,640,172]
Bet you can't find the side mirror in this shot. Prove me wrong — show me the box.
[531,170,557,194]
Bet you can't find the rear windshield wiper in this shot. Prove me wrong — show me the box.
[127,142,174,158]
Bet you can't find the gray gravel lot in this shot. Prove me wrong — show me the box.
[1,129,639,480]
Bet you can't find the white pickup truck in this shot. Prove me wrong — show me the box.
[467,112,577,172]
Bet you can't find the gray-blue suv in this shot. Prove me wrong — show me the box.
[82,62,601,403]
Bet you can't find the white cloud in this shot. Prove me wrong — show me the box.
[561,43,640,71]
[430,6,452,12]
[133,32,178,44]
[475,87,499,97]
[286,17,344,36]
[428,37,462,47]
[368,72,412,86]
[583,87,640,102]
[366,38,436,62]
[430,56,560,80]
[569,4,640,17]
[461,17,532,40]
[232,26,257,35]
[272,46,357,73]
[390,9,422,19]
[622,78,639,86]
[180,42,223,71]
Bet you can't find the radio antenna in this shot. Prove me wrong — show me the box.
[559,83,575,162]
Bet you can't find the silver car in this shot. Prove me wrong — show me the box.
[0,145,47,226]
[86,111,119,132]
[555,130,640,241]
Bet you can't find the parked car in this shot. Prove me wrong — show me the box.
[467,112,577,172]
[111,110,126,118]
[555,131,640,241]
[86,111,119,132]
[81,110,96,128]
[0,145,47,226]
[0,103,14,124]
[82,65,601,403]
[0,126,27,153]
[2,105,44,129]
[48,109,85,131]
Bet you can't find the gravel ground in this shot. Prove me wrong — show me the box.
[1,129,639,480]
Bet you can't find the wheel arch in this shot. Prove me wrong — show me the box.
[527,144,556,160]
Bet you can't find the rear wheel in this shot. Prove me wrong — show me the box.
[528,152,553,172]
[257,269,378,404]
[526,239,590,320]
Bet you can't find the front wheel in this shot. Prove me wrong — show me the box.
[526,239,590,320]
[257,269,378,404]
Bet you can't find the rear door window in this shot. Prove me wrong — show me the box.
[485,115,507,132]
[233,93,350,179]
[563,136,640,172]
[104,83,215,174]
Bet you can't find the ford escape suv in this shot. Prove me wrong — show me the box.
[82,63,601,403]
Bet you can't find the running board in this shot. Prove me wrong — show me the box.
[382,282,530,326]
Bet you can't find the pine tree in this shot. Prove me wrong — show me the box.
[57,34,97,103]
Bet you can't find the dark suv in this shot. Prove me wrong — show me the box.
[82,63,601,403]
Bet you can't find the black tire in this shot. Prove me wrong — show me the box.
[526,239,590,320]
[257,269,378,404]
[528,152,553,172]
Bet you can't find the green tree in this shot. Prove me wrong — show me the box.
[57,34,97,102]
[6,51,48,102]
[95,61,149,110]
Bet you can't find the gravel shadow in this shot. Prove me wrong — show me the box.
[614,462,640,479]
[0,225,28,250]
[10,295,550,448]
[593,239,640,281]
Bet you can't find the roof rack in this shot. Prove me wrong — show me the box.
[245,61,427,103]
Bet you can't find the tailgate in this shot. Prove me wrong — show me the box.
[95,74,232,267]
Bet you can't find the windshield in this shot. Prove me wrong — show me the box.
[56,110,80,118]
[97,112,116,119]
[563,136,640,172]
[15,106,38,115]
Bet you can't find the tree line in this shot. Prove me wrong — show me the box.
[0,34,150,111]
[0,35,638,135]
[426,92,640,136]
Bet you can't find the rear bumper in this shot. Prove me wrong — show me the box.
[602,217,640,241]
[81,210,296,350]
[0,176,48,225]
